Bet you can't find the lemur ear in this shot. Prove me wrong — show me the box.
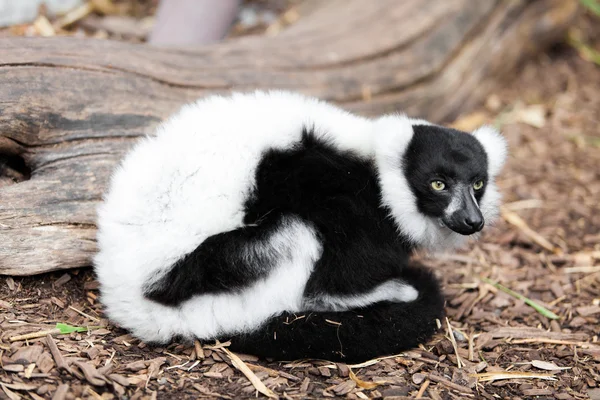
[373,115,415,165]
[472,126,508,177]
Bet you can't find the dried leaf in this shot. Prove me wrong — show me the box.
[348,370,385,389]
[531,360,571,371]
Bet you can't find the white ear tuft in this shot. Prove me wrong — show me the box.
[472,125,508,177]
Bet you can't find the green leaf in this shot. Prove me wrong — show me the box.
[55,323,89,334]
[580,0,600,17]
[481,278,560,320]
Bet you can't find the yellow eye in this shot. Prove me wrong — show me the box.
[431,181,445,191]
[473,180,484,190]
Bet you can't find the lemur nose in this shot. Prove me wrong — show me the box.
[465,217,484,232]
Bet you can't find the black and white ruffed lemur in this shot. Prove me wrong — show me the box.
[94,90,507,362]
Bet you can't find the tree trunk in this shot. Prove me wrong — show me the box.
[0,0,578,275]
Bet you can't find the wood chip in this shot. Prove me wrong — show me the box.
[53,273,71,288]
[0,382,37,391]
[522,388,554,396]
[336,363,350,378]
[46,334,71,373]
[501,207,560,253]
[108,374,131,387]
[331,380,356,395]
[1,384,20,400]
[0,299,12,309]
[222,348,278,399]
[576,305,600,316]
[11,345,43,363]
[72,361,106,386]
[52,384,69,400]
[2,364,25,372]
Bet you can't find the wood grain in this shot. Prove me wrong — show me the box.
[0,0,578,275]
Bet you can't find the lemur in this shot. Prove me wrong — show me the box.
[94,90,507,362]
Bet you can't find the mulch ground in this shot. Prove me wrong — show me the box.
[1,3,600,400]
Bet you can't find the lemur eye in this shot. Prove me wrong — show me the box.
[431,181,446,191]
[473,180,484,190]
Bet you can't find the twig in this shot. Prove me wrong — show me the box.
[564,266,600,274]
[427,374,473,394]
[416,379,430,398]
[10,329,60,342]
[222,348,278,399]
[54,3,94,29]
[68,305,100,322]
[445,318,463,369]
[481,278,560,319]
[511,338,593,346]
[472,371,557,382]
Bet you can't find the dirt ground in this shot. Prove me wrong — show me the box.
[1,3,600,400]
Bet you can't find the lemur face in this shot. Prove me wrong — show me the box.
[403,125,490,236]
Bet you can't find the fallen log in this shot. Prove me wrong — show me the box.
[0,0,578,275]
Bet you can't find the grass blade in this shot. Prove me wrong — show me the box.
[481,278,560,320]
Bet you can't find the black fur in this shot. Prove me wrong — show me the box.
[245,131,412,297]
[145,216,285,305]
[224,264,444,362]
[147,130,414,304]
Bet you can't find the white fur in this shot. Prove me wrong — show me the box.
[306,280,418,312]
[472,126,508,177]
[472,125,507,224]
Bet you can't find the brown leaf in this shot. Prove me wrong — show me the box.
[348,370,385,389]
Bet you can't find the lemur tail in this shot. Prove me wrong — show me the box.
[223,264,445,363]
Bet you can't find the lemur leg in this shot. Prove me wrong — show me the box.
[144,214,312,306]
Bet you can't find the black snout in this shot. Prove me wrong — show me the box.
[464,214,484,232]
[442,190,485,235]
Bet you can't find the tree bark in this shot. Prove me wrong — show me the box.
[0,0,578,275]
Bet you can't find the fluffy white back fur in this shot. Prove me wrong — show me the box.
[95,90,505,342]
